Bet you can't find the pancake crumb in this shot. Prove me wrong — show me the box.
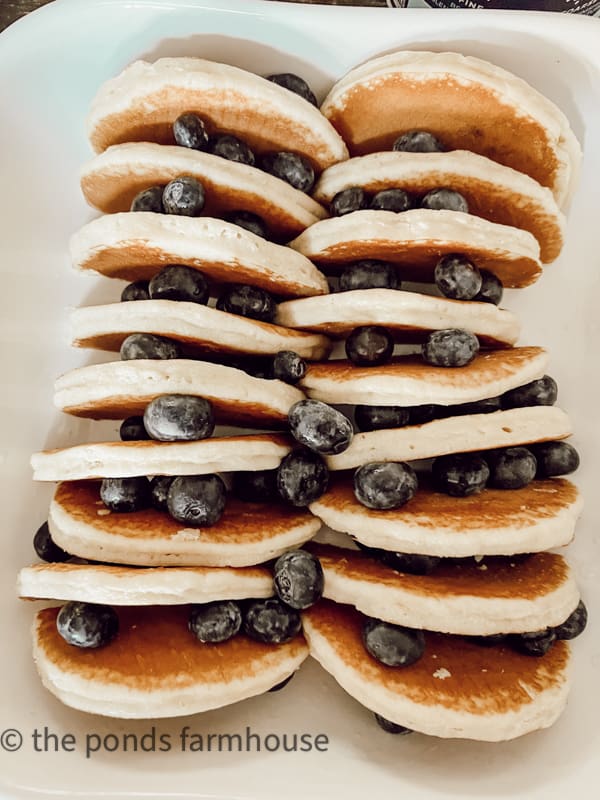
[97,509,111,516]
[433,668,451,680]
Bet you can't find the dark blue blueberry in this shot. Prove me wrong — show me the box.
[217,284,276,322]
[408,404,443,425]
[261,152,315,193]
[120,333,182,360]
[188,601,242,643]
[362,618,425,667]
[33,521,70,563]
[474,270,503,305]
[346,325,394,366]
[130,186,164,213]
[288,399,353,456]
[393,131,444,153]
[100,477,151,513]
[149,265,209,304]
[162,175,205,216]
[339,260,400,291]
[374,714,414,735]
[378,551,441,576]
[432,453,490,497]
[266,73,317,106]
[470,634,508,647]
[531,441,580,478]
[501,376,558,409]
[434,254,482,300]
[243,597,302,644]
[167,474,226,527]
[330,187,368,217]
[273,549,324,610]
[510,629,556,657]
[225,210,267,239]
[276,449,329,507]
[232,470,278,503]
[144,394,214,442]
[119,416,150,441]
[149,475,174,512]
[487,447,537,490]
[121,280,150,302]
[554,600,587,640]
[353,462,418,510]
[268,673,295,692]
[172,112,210,151]
[210,134,255,166]
[273,351,306,385]
[370,188,415,213]
[422,329,479,367]
[451,396,501,416]
[354,405,410,432]
[56,602,119,649]
[421,188,469,213]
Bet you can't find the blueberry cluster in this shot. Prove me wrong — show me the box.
[434,254,503,305]
[330,185,468,217]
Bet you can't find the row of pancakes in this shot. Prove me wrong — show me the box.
[20,51,585,740]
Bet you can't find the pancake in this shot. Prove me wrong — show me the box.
[18,562,273,605]
[276,289,519,347]
[69,213,329,298]
[310,544,580,636]
[71,300,331,361]
[302,601,570,741]
[87,57,348,169]
[47,480,321,567]
[320,50,580,206]
[31,433,292,482]
[81,142,327,237]
[53,359,305,427]
[289,209,540,288]
[300,347,547,407]
[33,605,308,718]
[309,476,582,557]
[313,150,564,263]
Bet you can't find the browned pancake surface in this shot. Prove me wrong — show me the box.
[24,562,270,581]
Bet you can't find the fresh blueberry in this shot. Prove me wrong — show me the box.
[353,462,418,510]
[339,260,400,291]
[362,618,425,667]
[100,477,151,513]
[422,329,479,367]
[434,254,482,300]
[188,601,242,643]
[553,600,587,640]
[272,351,306,385]
[217,284,276,323]
[210,134,255,166]
[374,714,414,735]
[370,188,415,213]
[172,112,210,151]
[167,474,226,527]
[276,449,329,507]
[432,453,490,497]
[261,152,315,193]
[330,187,368,217]
[268,674,295,692]
[33,521,70,563]
[378,551,441,576]
[273,550,324,610]
[225,210,268,239]
[119,416,150,441]
[421,188,469,213]
[149,265,209,304]
[232,470,278,503]
[393,131,444,153]
[346,325,394,366]
[451,396,501,416]
[243,597,302,644]
[510,629,556,657]
[266,73,317,106]
[408,405,443,425]
[56,602,119,649]
[144,394,214,442]
[120,333,182,360]
[130,186,164,213]
[149,476,174,512]
[487,447,537,490]
[162,175,205,216]
[530,441,580,478]
[354,405,410,432]
[121,280,150,302]
[470,634,508,647]
[501,376,558,409]
[474,270,503,305]
[288,399,353,456]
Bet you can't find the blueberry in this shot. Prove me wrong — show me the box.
[531,441,580,478]
[451,396,501,416]
[210,134,255,166]
[217,284,276,323]
[56,602,119,649]
[149,265,209,304]
[510,629,556,657]
[346,325,394,366]
[268,674,295,692]
[266,73,317,106]
[273,550,324,610]
[362,618,425,667]
[130,186,164,213]
[470,634,508,647]
[149,475,174,512]
[162,175,205,216]
[374,714,414,735]
[421,188,469,214]
[474,270,503,305]
[354,405,410,432]
[422,329,479,367]
[432,453,490,497]
[120,333,182,361]
[487,447,537,490]
[276,449,329,507]
[188,601,242,643]
[353,462,418,510]
[272,351,306,385]
[261,152,315,193]
[393,131,444,153]
[339,260,400,291]
[370,188,415,213]
[172,112,210,151]
[553,600,587,640]
[33,521,70,563]
[330,187,368,217]
[408,404,443,425]
[434,254,482,300]
[232,470,278,503]
[144,394,214,442]
[225,210,268,239]
[121,280,150,302]
[378,551,441,576]
[119,416,150,441]
[167,474,226,527]
[288,399,353,456]
[243,597,302,644]
[100,477,151,512]
[501,376,558,409]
